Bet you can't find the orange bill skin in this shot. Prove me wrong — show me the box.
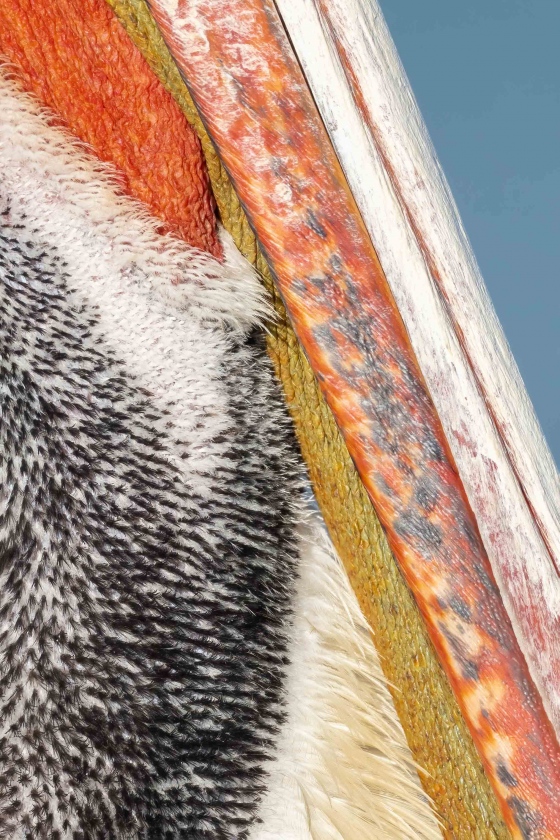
[0,0,221,257]
[147,0,560,836]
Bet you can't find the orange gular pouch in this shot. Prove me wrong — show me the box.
[0,0,221,257]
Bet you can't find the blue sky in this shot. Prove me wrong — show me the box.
[379,0,560,464]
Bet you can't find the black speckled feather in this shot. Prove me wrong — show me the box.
[0,210,300,839]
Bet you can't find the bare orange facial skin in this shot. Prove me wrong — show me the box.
[147,0,560,837]
[0,0,221,257]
